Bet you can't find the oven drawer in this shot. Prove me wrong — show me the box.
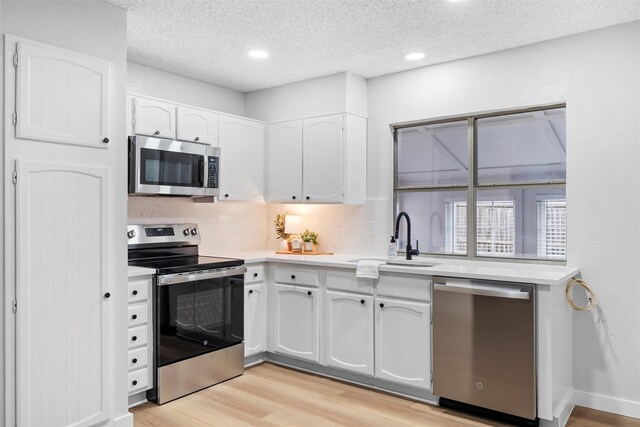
[128,325,149,349]
[245,265,265,284]
[274,267,318,287]
[128,303,148,327]
[128,347,149,372]
[128,277,150,303]
[128,368,149,394]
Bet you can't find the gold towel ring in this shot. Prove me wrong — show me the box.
[565,278,597,311]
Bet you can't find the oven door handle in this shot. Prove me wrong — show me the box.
[158,266,247,286]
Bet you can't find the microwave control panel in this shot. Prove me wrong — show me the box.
[207,157,218,189]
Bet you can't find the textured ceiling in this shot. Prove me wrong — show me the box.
[109,0,640,92]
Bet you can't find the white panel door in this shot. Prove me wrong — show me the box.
[15,40,111,148]
[326,291,373,375]
[375,297,431,390]
[176,106,219,145]
[244,283,266,357]
[218,115,265,202]
[302,114,343,203]
[266,120,303,202]
[273,284,319,362]
[132,97,176,139]
[15,160,111,426]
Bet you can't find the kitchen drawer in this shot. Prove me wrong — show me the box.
[128,277,150,303]
[377,273,431,302]
[128,303,149,328]
[128,325,149,349]
[245,265,265,284]
[326,269,373,295]
[128,368,149,394]
[128,346,149,372]
[274,266,318,287]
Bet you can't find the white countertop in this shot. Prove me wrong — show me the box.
[203,251,579,286]
[127,265,156,278]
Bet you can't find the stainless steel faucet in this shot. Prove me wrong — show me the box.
[394,211,420,260]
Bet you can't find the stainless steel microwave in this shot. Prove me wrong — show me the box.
[128,135,220,197]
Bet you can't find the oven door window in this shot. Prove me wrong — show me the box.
[157,275,243,367]
[140,148,204,188]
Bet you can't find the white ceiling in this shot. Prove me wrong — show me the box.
[109,0,640,93]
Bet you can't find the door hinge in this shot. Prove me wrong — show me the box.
[12,299,17,314]
[12,170,17,185]
[13,51,18,68]
[12,111,17,126]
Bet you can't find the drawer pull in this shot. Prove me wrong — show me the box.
[132,290,138,296]
[131,314,138,320]
[132,358,138,364]
[253,273,258,278]
[249,290,253,294]
[132,380,138,386]
[291,275,296,280]
[132,336,137,341]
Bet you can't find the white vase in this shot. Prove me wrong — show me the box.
[303,242,313,252]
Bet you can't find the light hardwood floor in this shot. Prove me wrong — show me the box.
[131,363,639,426]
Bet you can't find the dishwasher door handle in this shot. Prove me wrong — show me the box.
[434,283,530,300]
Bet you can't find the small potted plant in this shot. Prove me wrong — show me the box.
[273,211,291,251]
[300,229,319,252]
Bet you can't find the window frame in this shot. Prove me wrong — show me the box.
[393,103,567,264]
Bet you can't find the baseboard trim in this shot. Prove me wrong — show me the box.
[573,390,640,419]
[114,412,134,427]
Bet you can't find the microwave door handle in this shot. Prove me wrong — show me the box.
[200,156,205,187]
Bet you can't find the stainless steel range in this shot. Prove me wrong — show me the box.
[127,223,245,404]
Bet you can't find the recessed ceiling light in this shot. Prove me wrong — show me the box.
[405,52,425,61]
[248,50,269,59]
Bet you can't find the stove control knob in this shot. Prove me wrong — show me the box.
[191,228,198,236]
[127,230,136,239]
[183,228,190,236]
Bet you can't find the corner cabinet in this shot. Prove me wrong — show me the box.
[266,113,367,204]
[218,115,265,202]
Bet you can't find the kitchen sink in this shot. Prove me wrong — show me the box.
[346,258,437,268]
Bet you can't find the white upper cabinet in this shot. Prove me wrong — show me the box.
[176,105,219,145]
[218,115,265,202]
[267,120,303,202]
[302,115,344,203]
[15,40,111,148]
[132,97,176,139]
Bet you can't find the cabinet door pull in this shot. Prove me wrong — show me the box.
[292,196,296,200]
[154,130,160,135]
[379,303,384,308]
[104,292,111,299]
[249,290,253,294]
[306,196,310,200]
[102,137,109,143]
[307,291,312,296]
[360,299,365,305]
[224,194,229,198]
[195,136,200,142]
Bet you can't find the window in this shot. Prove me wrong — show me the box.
[394,106,566,261]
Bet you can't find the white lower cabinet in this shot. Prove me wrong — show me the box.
[244,282,266,357]
[325,290,374,375]
[374,296,431,390]
[127,273,154,399]
[273,283,320,362]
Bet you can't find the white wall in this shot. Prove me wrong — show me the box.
[366,22,640,417]
[127,62,245,115]
[1,0,129,424]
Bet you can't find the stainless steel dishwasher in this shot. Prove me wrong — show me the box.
[432,277,537,426]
